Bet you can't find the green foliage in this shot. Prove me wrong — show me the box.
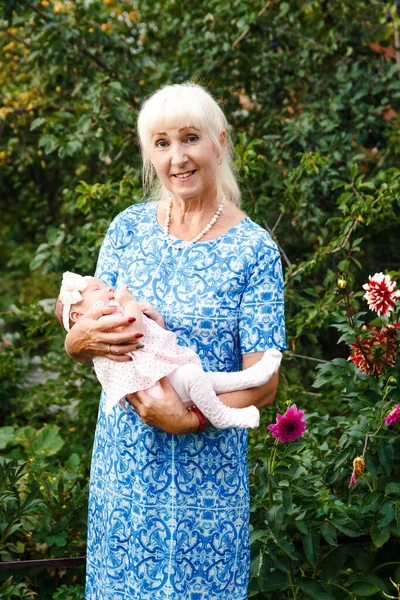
[1,0,400,597]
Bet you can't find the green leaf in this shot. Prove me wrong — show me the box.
[320,523,338,546]
[359,181,376,191]
[331,516,363,537]
[0,427,15,449]
[295,520,308,535]
[378,500,395,528]
[363,574,389,594]
[349,581,380,595]
[331,180,347,190]
[297,578,335,600]
[30,117,46,131]
[45,532,68,547]
[250,530,267,545]
[275,534,298,560]
[267,544,290,572]
[266,505,285,536]
[32,425,64,456]
[378,445,394,476]
[38,133,59,154]
[302,532,319,568]
[29,253,48,271]
[261,570,289,591]
[350,164,359,180]
[361,490,382,513]
[370,525,390,548]
[282,490,292,515]
[385,482,400,496]
[321,545,348,580]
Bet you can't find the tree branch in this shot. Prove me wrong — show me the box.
[272,211,283,234]
[286,259,316,282]
[2,28,31,47]
[263,220,292,268]
[394,20,400,80]
[232,1,274,49]
[326,219,358,255]
[245,184,292,268]
[287,352,329,364]
[18,0,116,77]
[20,0,50,22]
[80,47,114,75]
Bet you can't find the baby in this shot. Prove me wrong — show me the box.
[56,271,282,429]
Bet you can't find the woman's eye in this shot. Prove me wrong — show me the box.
[155,139,168,148]
[186,135,199,143]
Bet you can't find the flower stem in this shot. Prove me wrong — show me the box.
[268,439,279,505]
[288,570,298,599]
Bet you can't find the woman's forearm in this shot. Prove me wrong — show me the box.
[217,372,279,410]
[64,337,93,365]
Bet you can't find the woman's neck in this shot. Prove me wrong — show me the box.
[169,192,220,227]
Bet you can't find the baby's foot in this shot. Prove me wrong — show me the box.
[246,405,260,428]
[260,349,282,375]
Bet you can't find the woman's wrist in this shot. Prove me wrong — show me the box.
[64,335,93,365]
[187,406,208,433]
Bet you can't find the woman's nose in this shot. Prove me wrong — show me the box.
[170,143,188,166]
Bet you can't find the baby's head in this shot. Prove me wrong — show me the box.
[55,271,114,331]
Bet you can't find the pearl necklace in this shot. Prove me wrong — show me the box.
[163,194,225,249]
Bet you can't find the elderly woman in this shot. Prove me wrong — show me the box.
[66,83,286,599]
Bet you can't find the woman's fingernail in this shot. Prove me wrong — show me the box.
[135,333,144,338]
[128,318,136,323]
[136,344,144,350]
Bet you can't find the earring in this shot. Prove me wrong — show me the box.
[217,157,222,166]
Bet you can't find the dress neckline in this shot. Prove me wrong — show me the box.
[151,202,250,246]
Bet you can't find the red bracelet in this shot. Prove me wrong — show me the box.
[187,406,207,433]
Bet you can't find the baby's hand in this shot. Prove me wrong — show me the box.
[138,301,166,329]
[115,285,135,306]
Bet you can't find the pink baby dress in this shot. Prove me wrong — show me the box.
[92,301,201,415]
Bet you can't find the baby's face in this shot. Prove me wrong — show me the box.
[78,278,114,313]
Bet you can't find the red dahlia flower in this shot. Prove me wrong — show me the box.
[267,404,307,443]
[384,404,400,426]
[348,324,399,376]
[363,273,400,317]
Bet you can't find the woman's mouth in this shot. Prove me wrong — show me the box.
[172,170,196,182]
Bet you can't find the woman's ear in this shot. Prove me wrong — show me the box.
[219,130,226,149]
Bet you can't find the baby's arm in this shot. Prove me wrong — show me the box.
[137,301,166,329]
[114,286,144,332]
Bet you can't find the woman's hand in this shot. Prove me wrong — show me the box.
[126,377,199,434]
[65,303,144,364]
[137,301,166,329]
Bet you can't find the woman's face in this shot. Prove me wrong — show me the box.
[149,126,222,202]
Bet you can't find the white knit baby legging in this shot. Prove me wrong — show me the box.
[147,349,282,429]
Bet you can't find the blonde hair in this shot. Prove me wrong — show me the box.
[137,82,241,206]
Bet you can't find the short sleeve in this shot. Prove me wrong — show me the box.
[94,215,122,287]
[239,242,287,354]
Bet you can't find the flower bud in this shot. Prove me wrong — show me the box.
[353,456,365,478]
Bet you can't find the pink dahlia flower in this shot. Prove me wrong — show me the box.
[384,404,400,426]
[363,273,400,317]
[267,404,307,443]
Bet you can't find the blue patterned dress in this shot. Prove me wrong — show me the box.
[85,202,286,599]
